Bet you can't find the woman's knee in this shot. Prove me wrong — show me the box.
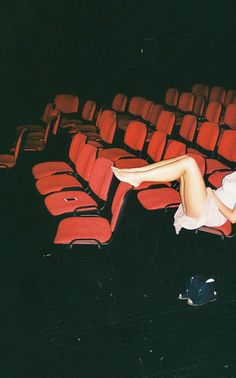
[184,156,199,171]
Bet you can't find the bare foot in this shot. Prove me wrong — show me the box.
[111,167,141,187]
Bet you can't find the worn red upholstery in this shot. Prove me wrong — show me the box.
[224,89,236,107]
[220,104,236,130]
[32,133,87,180]
[147,110,176,140]
[192,83,209,98]
[112,93,128,112]
[192,95,205,117]
[187,122,220,157]
[206,130,236,174]
[176,92,195,113]
[178,115,197,145]
[147,104,163,127]
[44,157,114,216]
[61,100,96,127]
[99,120,147,161]
[165,88,179,108]
[208,170,233,189]
[0,128,28,169]
[115,130,167,170]
[54,182,132,245]
[137,187,181,211]
[35,144,97,195]
[16,102,55,134]
[88,114,117,148]
[19,110,61,152]
[54,94,79,113]
[208,86,226,104]
[118,96,146,130]
[202,101,222,123]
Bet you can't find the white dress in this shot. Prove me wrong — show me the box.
[174,171,236,234]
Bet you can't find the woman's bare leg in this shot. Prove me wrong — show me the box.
[113,155,188,173]
[112,156,207,218]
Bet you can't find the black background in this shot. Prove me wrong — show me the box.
[0,0,235,133]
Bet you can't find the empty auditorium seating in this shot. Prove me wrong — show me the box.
[54,94,79,114]
[35,144,97,195]
[220,103,236,130]
[206,129,236,175]
[192,83,209,98]
[88,113,117,148]
[60,99,97,127]
[147,110,176,140]
[187,122,220,157]
[32,133,87,180]
[177,115,198,146]
[16,110,61,152]
[16,102,55,135]
[208,86,226,104]
[53,182,133,246]
[0,128,28,169]
[199,101,222,124]
[224,89,236,107]
[44,157,114,216]
[111,93,128,113]
[99,120,147,162]
[164,88,179,109]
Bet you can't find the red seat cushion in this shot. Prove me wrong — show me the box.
[115,158,149,169]
[199,220,232,237]
[99,148,134,161]
[137,188,181,210]
[54,217,112,244]
[0,154,16,168]
[32,162,74,180]
[36,174,82,195]
[206,159,231,174]
[45,190,98,216]
[208,170,232,188]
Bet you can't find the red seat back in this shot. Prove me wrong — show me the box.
[54,94,79,113]
[99,114,117,145]
[193,95,205,117]
[124,121,147,152]
[89,158,114,201]
[147,131,167,162]
[222,104,236,129]
[155,111,176,135]
[112,93,128,112]
[14,128,28,160]
[111,182,132,232]
[217,130,236,162]
[204,101,222,123]
[177,92,195,112]
[209,86,226,104]
[163,140,186,160]
[69,134,87,164]
[42,103,55,124]
[128,96,146,116]
[74,144,97,182]
[179,115,197,143]
[224,89,236,107]
[192,83,209,98]
[147,104,163,126]
[81,100,96,122]
[195,122,220,152]
[165,88,179,107]
[139,100,154,121]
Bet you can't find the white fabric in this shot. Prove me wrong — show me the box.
[174,171,236,234]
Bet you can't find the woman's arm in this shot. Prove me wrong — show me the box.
[207,187,236,223]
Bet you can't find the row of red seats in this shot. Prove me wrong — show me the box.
[28,100,236,246]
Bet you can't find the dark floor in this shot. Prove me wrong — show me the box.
[0,149,236,378]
